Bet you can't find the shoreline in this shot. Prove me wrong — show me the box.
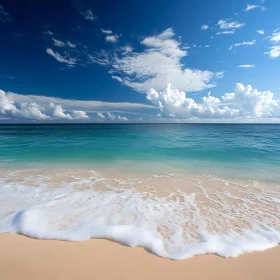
[0,234,280,280]
[0,234,279,280]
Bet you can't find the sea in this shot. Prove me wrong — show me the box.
[0,124,279,259]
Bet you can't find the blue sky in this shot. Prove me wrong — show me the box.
[0,0,280,123]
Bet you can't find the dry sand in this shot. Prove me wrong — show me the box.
[0,234,279,280]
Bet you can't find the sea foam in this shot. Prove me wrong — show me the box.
[0,169,279,260]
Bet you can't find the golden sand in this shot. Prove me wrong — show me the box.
[0,234,279,280]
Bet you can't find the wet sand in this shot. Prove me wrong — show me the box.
[0,234,279,280]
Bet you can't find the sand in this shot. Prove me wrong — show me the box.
[0,234,279,280]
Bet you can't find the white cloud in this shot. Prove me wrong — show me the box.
[101,29,112,34]
[46,48,76,65]
[218,19,245,29]
[49,103,72,119]
[96,112,127,121]
[265,29,280,58]
[97,112,106,119]
[237,64,255,68]
[216,30,235,35]
[0,89,156,123]
[117,115,128,121]
[257,29,264,35]
[265,45,280,58]
[270,28,280,44]
[111,75,123,82]
[146,83,280,119]
[107,112,115,120]
[120,45,133,54]
[105,35,119,43]
[201,25,209,30]
[52,38,65,47]
[108,28,221,93]
[52,39,76,48]
[71,110,89,119]
[80,9,95,20]
[245,4,259,11]
[66,41,76,48]
[229,40,256,50]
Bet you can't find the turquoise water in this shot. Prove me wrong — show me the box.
[0,124,280,259]
[1,124,280,180]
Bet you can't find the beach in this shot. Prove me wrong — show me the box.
[1,234,279,280]
[0,124,280,277]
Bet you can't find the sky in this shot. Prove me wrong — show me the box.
[0,0,280,123]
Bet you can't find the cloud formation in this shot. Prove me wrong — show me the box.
[105,35,119,43]
[146,83,280,119]
[107,28,221,93]
[0,90,89,121]
[0,89,155,123]
[216,30,235,35]
[52,38,76,48]
[96,112,128,121]
[237,64,255,68]
[256,29,264,35]
[229,40,256,50]
[245,4,259,12]
[218,19,245,30]
[201,25,209,30]
[265,29,280,58]
[244,4,265,12]
[46,48,76,66]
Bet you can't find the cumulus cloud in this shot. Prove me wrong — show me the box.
[96,112,128,121]
[46,48,76,65]
[229,40,256,50]
[0,89,155,123]
[265,29,280,58]
[201,25,209,30]
[265,45,280,59]
[72,110,89,119]
[0,4,12,22]
[117,115,128,121]
[218,19,245,30]
[269,28,280,44]
[257,29,264,35]
[107,28,221,93]
[100,29,119,43]
[146,83,280,119]
[0,89,88,121]
[237,64,255,68]
[105,35,119,43]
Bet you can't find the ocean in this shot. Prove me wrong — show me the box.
[0,124,280,259]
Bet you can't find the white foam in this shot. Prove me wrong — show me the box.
[0,169,279,260]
